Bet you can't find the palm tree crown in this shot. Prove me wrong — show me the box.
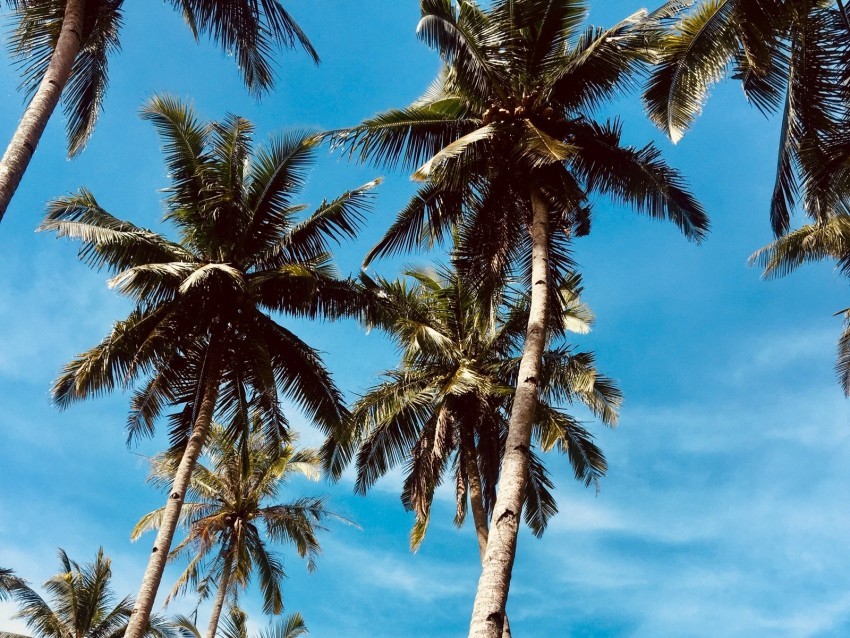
[135,419,340,637]
[339,0,707,280]
[327,265,620,551]
[174,606,308,638]
[39,94,377,638]
[0,549,172,638]
[42,95,377,448]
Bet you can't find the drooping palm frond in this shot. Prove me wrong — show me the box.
[752,214,850,394]
[568,118,709,240]
[644,0,742,143]
[167,0,318,95]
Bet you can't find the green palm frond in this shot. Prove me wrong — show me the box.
[363,182,465,266]
[751,215,850,278]
[275,178,380,263]
[548,8,654,111]
[257,613,308,638]
[333,100,478,171]
[568,118,708,241]
[523,449,558,536]
[644,0,740,142]
[167,0,318,95]
[418,0,505,102]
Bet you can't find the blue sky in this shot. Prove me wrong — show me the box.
[2,1,850,637]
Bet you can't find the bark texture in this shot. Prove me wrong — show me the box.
[125,362,222,638]
[462,427,513,638]
[206,550,233,638]
[468,186,550,638]
[460,421,490,561]
[0,0,85,223]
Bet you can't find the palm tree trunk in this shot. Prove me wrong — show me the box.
[0,0,85,223]
[468,186,550,638]
[464,445,490,561]
[461,429,513,638]
[206,551,233,638]
[125,361,222,638]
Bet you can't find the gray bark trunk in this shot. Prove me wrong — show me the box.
[465,445,490,561]
[468,186,550,638]
[206,551,233,638]
[463,434,513,638]
[125,362,221,638]
[0,0,84,223]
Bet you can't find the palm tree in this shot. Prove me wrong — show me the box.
[334,2,707,635]
[645,0,850,235]
[326,265,618,638]
[327,265,619,555]
[39,95,377,638]
[752,214,850,392]
[0,0,318,223]
[134,419,340,638]
[0,548,173,638]
[174,606,307,638]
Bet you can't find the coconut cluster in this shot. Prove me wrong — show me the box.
[481,95,565,130]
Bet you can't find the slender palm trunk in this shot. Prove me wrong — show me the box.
[464,444,490,561]
[125,362,222,638]
[468,186,550,638]
[462,430,512,638]
[0,0,84,223]
[206,551,233,638]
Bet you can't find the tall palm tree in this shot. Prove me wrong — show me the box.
[327,265,619,556]
[0,548,173,638]
[0,0,318,223]
[174,606,307,638]
[334,2,707,635]
[752,214,850,392]
[326,265,618,638]
[39,95,377,638]
[134,419,340,638]
[645,0,850,235]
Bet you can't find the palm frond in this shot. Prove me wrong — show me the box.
[644,0,740,142]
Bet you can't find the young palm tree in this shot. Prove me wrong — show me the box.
[335,2,706,635]
[0,0,318,223]
[327,265,619,556]
[39,95,377,638]
[752,214,850,392]
[134,419,339,638]
[646,0,850,235]
[0,548,173,638]
[174,606,307,638]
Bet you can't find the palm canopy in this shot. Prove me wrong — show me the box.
[324,265,621,549]
[133,419,341,618]
[752,214,850,393]
[0,549,173,638]
[173,606,308,638]
[335,0,707,287]
[40,94,378,451]
[5,0,318,156]
[646,0,850,235]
